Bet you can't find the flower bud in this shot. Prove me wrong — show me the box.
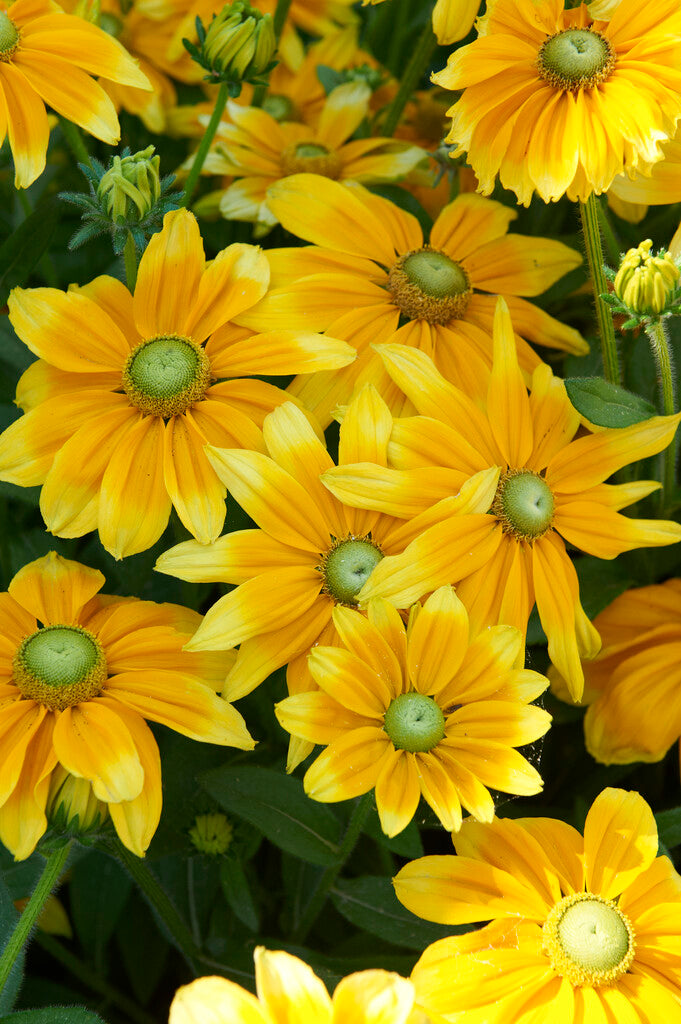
[97,145,161,226]
[47,766,107,835]
[201,1,275,88]
[613,239,680,316]
[189,813,233,855]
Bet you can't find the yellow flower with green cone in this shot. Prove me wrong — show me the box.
[432,0,681,205]
[170,946,417,1024]
[245,175,585,425]
[276,586,551,836]
[322,298,681,701]
[0,207,355,559]
[0,0,151,187]
[395,789,681,1022]
[0,551,253,860]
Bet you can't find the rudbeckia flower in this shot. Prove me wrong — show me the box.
[395,788,681,1022]
[322,298,681,700]
[551,579,681,769]
[249,175,585,425]
[0,551,253,860]
[0,0,150,187]
[0,208,354,559]
[155,392,498,767]
[197,84,424,234]
[170,947,416,1024]
[276,587,551,836]
[432,0,681,204]
[363,0,481,46]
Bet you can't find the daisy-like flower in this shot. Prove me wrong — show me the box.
[322,298,681,700]
[550,579,681,768]
[247,174,585,425]
[0,208,354,559]
[170,947,416,1024]
[432,0,681,204]
[363,0,481,45]
[276,587,551,836]
[0,0,150,187]
[395,788,681,1022]
[199,84,424,235]
[155,392,499,769]
[0,551,254,860]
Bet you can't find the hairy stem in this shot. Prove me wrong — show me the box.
[182,81,229,207]
[645,317,678,511]
[579,193,620,384]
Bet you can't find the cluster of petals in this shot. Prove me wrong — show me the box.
[0,551,252,860]
[395,788,681,1022]
[0,208,354,558]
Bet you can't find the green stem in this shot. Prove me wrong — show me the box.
[595,196,621,267]
[644,317,677,510]
[123,231,138,292]
[35,934,157,1024]
[272,0,293,39]
[111,840,203,974]
[57,117,93,170]
[182,81,230,207]
[291,793,373,944]
[0,841,71,996]
[382,17,437,137]
[579,192,620,384]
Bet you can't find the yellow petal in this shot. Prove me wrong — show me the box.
[9,550,104,625]
[584,788,658,900]
[133,209,203,339]
[255,947,332,1024]
[53,700,144,803]
[0,62,48,187]
[375,749,421,838]
[163,414,226,545]
[407,586,469,696]
[304,727,392,801]
[332,969,415,1024]
[104,700,160,856]
[487,297,533,468]
[184,243,269,344]
[170,976,269,1024]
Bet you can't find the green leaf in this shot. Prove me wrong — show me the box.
[220,857,259,931]
[331,876,464,950]
[200,766,342,866]
[316,65,345,95]
[116,891,169,1006]
[0,873,23,1015]
[364,810,423,858]
[656,808,681,850]
[564,377,657,428]
[69,851,132,971]
[0,1009,106,1023]
[0,200,60,305]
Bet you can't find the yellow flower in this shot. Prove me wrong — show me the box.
[196,84,424,234]
[155,391,498,769]
[322,298,681,701]
[0,551,253,860]
[550,579,681,768]
[276,586,551,836]
[247,174,585,426]
[432,0,681,204]
[0,0,150,187]
[395,788,681,1022]
[0,207,354,559]
[363,0,481,45]
[170,947,416,1024]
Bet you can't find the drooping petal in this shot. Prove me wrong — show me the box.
[487,297,533,468]
[53,700,144,803]
[374,749,421,838]
[0,62,49,187]
[163,414,226,545]
[417,752,463,832]
[304,727,392,801]
[0,713,56,860]
[9,550,104,626]
[0,701,47,808]
[106,703,161,858]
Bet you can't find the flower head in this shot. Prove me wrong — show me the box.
[0,0,151,187]
[170,947,415,1024]
[322,297,681,699]
[433,0,681,204]
[0,551,253,860]
[612,239,680,318]
[247,175,585,425]
[276,586,551,835]
[0,208,354,558]
[395,788,681,1021]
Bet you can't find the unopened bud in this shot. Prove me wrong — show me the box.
[47,766,107,834]
[97,146,161,225]
[189,813,233,855]
[201,1,275,87]
[613,239,680,316]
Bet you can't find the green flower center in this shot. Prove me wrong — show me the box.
[543,893,636,987]
[389,245,472,325]
[13,625,108,711]
[122,334,212,418]
[280,141,342,179]
[263,93,297,122]
[320,537,383,605]
[0,11,18,58]
[383,692,446,752]
[492,470,554,541]
[537,28,615,91]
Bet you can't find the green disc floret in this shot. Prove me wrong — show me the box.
[383,692,446,752]
[543,892,636,987]
[402,250,469,299]
[322,538,383,604]
[13,625,108,711]
[538,29,615,90]
[0,11,18,57]
[123,334,212,418]
[493,470,554,540]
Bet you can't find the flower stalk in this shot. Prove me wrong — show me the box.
[579,192,620,384]
[182,81,230,206]
[0,840,72,996]
[382,16,437,137]
[645,317,677,510]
